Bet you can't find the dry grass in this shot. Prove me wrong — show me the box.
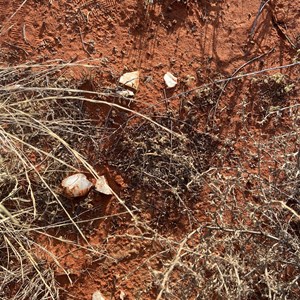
[0,59,299,299]
[0,61,106,299]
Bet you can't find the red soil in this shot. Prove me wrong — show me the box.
[1,0,299,299]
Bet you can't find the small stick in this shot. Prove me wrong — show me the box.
[79,0,95,10]
[269,8,296,49]
[249,0,271,39]
[22,23,29,44]
[3,41,29,55]
[79,27,91,56]
[0,0,28,35]
[210,48,275,122]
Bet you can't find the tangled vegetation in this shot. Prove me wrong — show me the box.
[0,58,299,299]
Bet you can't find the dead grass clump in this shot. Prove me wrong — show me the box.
[0,226,59,300]
[192,84,223,112]
[107,118,218,230]
[0,59,299,299]
[0,63,108,298]
[250,73,296,122]
[118,69,298,299]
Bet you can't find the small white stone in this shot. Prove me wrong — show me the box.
[61,173,93,198]
[92,290,106,300]
[164,72,177,88]
[119,71,140,90]
[117,89,135,97]
[95,175,113,195]
[120,290,126,300]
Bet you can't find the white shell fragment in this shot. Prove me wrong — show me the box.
[117,89,135,97]
[61,173,93,198]
[164,72,177,88]
[119,290,126,300]
[92,290,106,300]
[119,71,140,90]
[95,175,113,195]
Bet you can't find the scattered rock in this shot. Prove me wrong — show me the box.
[61,173,93,198]
[119,71,140,90]
[164,72,177,88]
[92,290,106,300]
[119,290,126,300]
[117,89,135,97]
[95,175,113,195]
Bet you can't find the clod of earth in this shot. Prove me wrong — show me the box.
[95,175,113,195]
[164,72,178,88]
[61,173,93,198]
[119,71,140,90]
